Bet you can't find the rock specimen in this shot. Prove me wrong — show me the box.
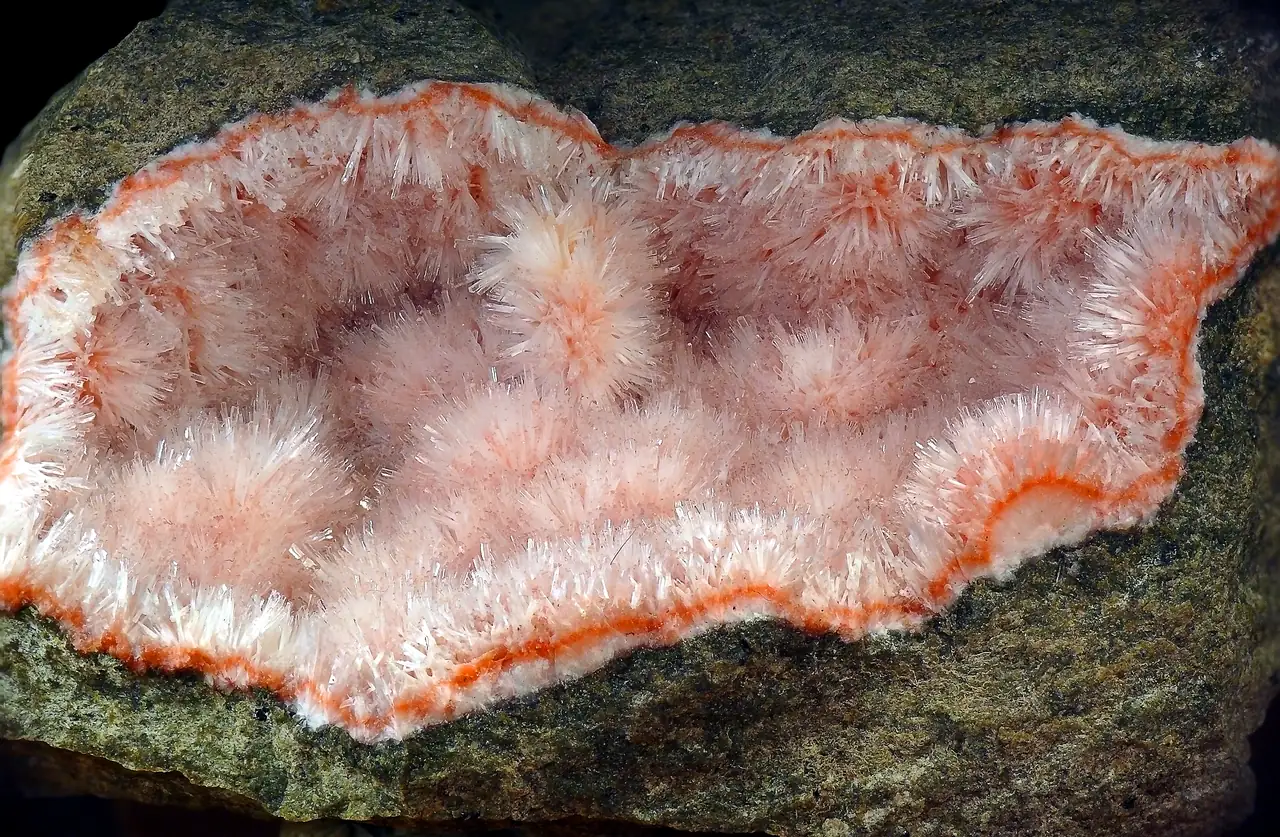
[3,1,1280,835]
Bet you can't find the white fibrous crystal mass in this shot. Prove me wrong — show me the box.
[1,83,1279,740]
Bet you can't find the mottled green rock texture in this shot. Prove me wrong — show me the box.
[482,0,1280,144]
[0,0,533,283]
[3,2,1280,836]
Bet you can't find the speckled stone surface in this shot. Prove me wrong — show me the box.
[0,0,532,280]
[482,0,1280,144]
[3,2,1280,835]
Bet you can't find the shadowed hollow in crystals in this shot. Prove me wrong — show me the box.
[2,81,1279,741]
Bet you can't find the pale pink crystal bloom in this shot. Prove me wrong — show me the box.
[1,83,1278,740]
[330,294,494,471]
[517,393,739,541]
[69,383,354,600]
[470,182,667,402]
[710,310,937,429]
[74,297,182,436]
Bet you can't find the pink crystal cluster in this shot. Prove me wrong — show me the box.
[1,82,1278,740]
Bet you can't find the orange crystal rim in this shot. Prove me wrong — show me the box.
[0,81,1278,737]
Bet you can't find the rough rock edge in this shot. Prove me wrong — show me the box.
[0,0,533,283]
[2,259,1276,836]
[2,1,1280,835]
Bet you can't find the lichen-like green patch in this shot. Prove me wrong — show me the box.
[4,2,1280,835]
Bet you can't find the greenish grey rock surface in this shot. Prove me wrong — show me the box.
[482,0,1280,144]
[3,2,1280,835]
[0,0,533,282]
